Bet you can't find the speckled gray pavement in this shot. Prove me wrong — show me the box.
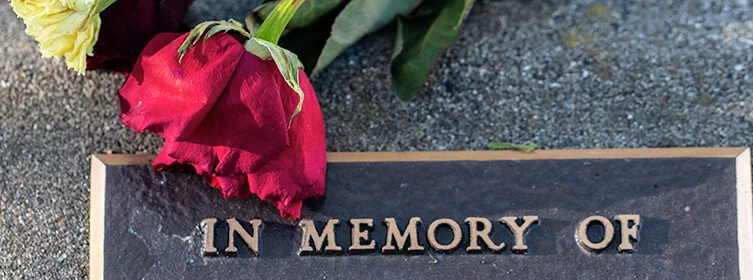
[1,0,752,278]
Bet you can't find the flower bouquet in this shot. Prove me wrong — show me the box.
[10,0,475,219]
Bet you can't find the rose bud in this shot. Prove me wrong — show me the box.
[10,0,193,74]
[119,0,326,219]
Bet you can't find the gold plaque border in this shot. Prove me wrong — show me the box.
[89,147,753,280]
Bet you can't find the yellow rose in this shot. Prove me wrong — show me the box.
[10,0,115,74]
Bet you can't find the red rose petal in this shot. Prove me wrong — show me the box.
[120,33,246,143]
[245,68,327,219]
[177,50,292,158]
[121,32,327,219]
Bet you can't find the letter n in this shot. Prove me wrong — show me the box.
[225,218,262,256]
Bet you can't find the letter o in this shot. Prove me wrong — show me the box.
[427,218,462,251]
[576,215,614,252]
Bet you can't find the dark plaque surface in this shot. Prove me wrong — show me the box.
[89,148,753,280]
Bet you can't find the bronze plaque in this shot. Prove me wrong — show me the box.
[89,148,753,279]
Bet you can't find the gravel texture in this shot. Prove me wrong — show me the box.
[1,0,753,278]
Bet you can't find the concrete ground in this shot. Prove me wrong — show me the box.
[1,0,752,278]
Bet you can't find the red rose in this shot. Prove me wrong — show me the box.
[118,32,326,219]
[87,0,194,72]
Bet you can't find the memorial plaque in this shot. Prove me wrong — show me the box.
[89,148,753,279]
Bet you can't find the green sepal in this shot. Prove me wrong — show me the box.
[244,37,305,128]
[177,20,250,62]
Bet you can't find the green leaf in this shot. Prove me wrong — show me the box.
[391,19,405,60]
[311,0,421,75]
[390,0,474,101]
[244,37,304,127]
[487,142,537,153]
[255,0,346,29]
